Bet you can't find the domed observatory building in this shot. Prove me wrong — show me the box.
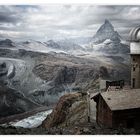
[129,27,140,88]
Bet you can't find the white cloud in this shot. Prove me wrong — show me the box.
[0,5,140,41]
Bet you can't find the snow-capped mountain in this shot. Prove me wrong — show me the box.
[18,40,49,52]
[0,20,129,56]
[88,19,129,54]
[67,37,92,46]
[16,40,65,53]
[44,40,61,50]
[44,39,85,54]
[92,19,121,44]
[56,39,85,51]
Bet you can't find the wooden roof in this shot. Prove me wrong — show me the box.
[101,89,140,111]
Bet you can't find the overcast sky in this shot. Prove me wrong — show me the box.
[0,5,140,41]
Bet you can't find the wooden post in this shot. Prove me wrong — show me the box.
[87,91,90,123]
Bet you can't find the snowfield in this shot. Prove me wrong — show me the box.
[9,109,52,128]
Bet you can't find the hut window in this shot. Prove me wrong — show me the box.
[132,78,135,88]
[127,118,134,128]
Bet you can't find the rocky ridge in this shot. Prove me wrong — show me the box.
[41,92,88,128]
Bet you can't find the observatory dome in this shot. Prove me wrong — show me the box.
[130,26,140,54]
[129,27,140,42]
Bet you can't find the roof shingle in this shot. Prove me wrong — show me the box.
[101,89,140,111]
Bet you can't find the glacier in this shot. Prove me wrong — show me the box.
[8,109,52,128]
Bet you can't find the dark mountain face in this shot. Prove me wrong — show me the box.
[92,19,121,44]
[96,19,114,35]
[0,39,14,47]
[44,40,61,50]
[0,85,39,117]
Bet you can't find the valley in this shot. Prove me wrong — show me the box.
[0,19,131,131]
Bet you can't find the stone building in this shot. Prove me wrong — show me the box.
[129,27,140,88]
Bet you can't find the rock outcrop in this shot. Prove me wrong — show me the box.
[0,62,8,77]
[41,92,88,128]
[0,39,14,47]
[0,85,39,117]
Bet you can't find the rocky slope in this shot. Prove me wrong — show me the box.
[2,92,133,134]
[1,125,140,135]
[41,92,88,128]
[0,85,39,117]
[0,47,130,117]
[0,30,131,120]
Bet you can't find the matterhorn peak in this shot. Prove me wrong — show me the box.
[104,19,111,24]
[92,19,120,44]
[104,19,114,28]
[96,19,114,35]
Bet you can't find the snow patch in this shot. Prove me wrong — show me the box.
[9,109,52,128]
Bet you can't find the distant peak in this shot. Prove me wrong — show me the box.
[104,19,113,27]
[104,19,110,24]
[0,39,13,43]
[96,19,114,35]
[93,19,120,44]
[47,40,55,43]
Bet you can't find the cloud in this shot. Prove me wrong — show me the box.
[0,5,140,41]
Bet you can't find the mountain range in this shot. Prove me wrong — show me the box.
[0,19,129,55]
[0,19,131,124]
